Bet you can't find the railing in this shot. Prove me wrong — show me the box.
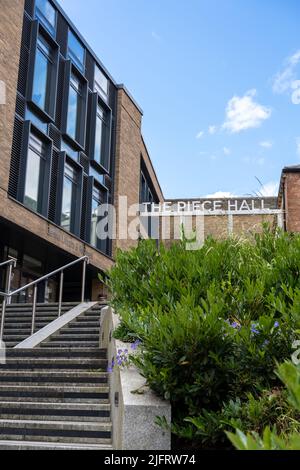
[0,257,17,307]
[0,256,89,341]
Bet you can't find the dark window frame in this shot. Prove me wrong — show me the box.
[89,92,112,175]
[55,152,83,237]
[67,28,86,74]
[34,0,57,37]
[26,20,59,121]
[94,63,109,103]
[18,120,52,218]
[61,61,88,150]
[84,176,109,254]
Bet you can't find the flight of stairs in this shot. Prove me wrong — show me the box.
[0,303,112,450]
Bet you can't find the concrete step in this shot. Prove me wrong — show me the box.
[0,439,112,450]
[0,402,110,422]
[50,334,99,341]
[59,328,99,335]
[0,370,108,385]
[5,348,106,358]
[41,342,100,349]
[0,385,109,403]
[0,419,111,444]
[0,358,107,370]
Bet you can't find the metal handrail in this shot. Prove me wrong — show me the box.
[0,258,17,269]
[0,255,89,341]
[0,257,17,308]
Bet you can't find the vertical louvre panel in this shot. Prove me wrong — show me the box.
[24,0,34,17]
[85,51,94,90]
[8,118,23,199]
[17,14,32,97]
[81,175,88,240]
[48,124,61,150]
[56,14,68,57]
[80,153,89,175]
[55,58,65,129]
[48,149,59,222]
[15,93,26,119]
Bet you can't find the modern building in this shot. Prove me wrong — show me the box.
[0,0,163,303]
[1,0,300,305]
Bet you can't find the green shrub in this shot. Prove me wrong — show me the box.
[104,228,300,448]
[227,362,300,450]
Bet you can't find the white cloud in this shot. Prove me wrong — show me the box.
[259,140,273,149]
[273,50,300,94]
[257,181,279,197]
[208,125,217,135]
[223,147,231,155]
[205,191,236,198]
[196,130,204,139]
[223,89,272,133]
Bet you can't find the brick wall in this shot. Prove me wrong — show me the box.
[0,0,24,194]
[282,172,300,232]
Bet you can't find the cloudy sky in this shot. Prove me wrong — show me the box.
[60,0,300,198]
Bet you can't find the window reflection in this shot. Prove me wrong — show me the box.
[35,0,57,36]
[24,133,46,213]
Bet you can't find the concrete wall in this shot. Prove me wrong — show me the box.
[100,306,171,450]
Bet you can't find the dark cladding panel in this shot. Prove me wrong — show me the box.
[17,14,32,97]
[8,117,23,199]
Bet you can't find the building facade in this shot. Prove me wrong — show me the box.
[1,0,300,304]
[0,0,163,302]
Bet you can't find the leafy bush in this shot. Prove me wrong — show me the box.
[105,228,300,448]
[227,362,300,450]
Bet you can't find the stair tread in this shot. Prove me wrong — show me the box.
[0,418,111,428]
[0,439,112,450]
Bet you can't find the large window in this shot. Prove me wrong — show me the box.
[90,185,105,249]
[61,162,78,232]
[35,0,57,36]
[32,35,54,114]
[24,133,46,213]
[94,103,110,170]
[67,73,84,143]
[94,65,109,102]
[68,30,85,73]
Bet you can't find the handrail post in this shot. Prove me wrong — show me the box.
[6,258,15,306]
[0,298,6,342]
[81,258,87,303]
[31,285,37,336]
[58,271,64,317]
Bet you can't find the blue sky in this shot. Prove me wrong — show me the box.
[60,0,300,199]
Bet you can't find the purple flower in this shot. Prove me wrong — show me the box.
[274,321,279,328]
[131,340,141,350]
[251,324,260,335]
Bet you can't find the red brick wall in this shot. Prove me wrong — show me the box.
[283,173,300,232]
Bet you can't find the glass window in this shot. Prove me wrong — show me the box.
[94,65,109,101]
[94,102,109,169]
[90,186,104,248]
[67,73,84,143]
[61,162,77,232]
[35,0,57,36]
[24,133,46,213]
[32,35,53,114]
[68,30,85,73]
